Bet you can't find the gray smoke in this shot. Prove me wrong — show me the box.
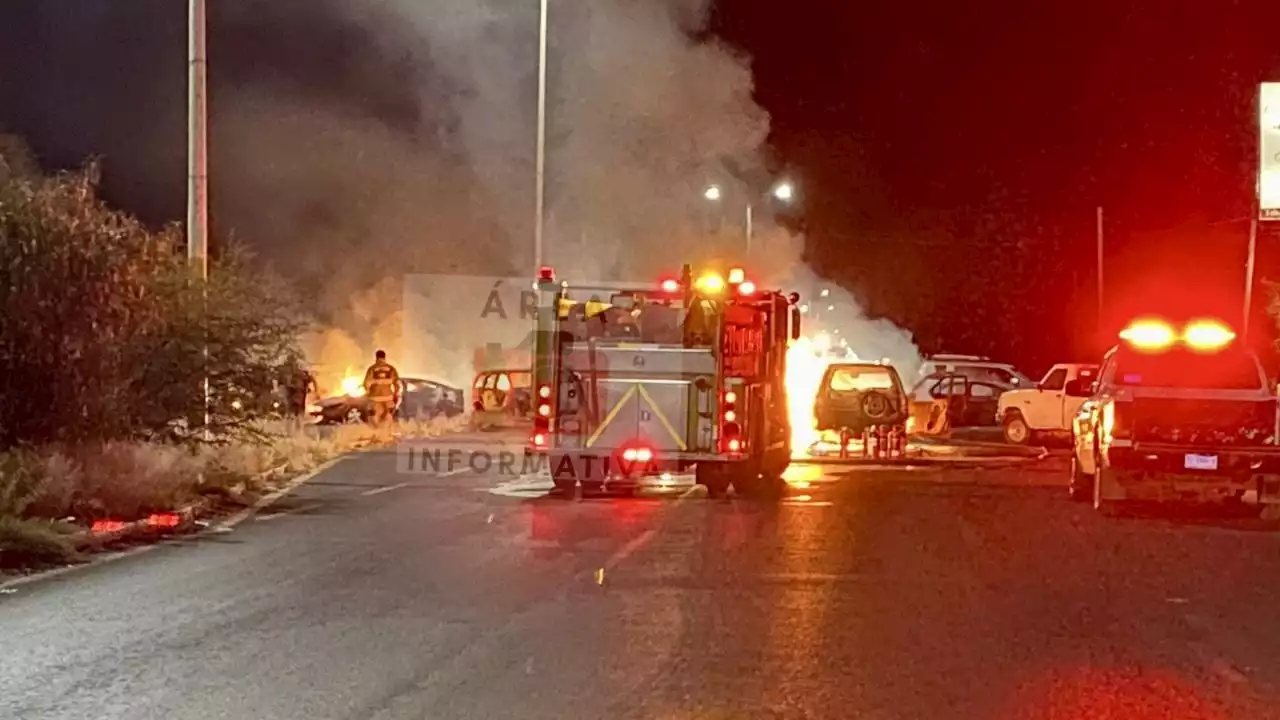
[210,0,920,390]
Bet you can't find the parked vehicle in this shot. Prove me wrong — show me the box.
[814,362,910,436]
[908,372,1010,434]
[918,354,1034,388]
[1068,318,1280,513]
[311,377,465,425]
[998,363,1099,444]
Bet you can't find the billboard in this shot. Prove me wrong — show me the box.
[1261,82,1280,220]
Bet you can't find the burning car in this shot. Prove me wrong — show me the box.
[310,376,465,425]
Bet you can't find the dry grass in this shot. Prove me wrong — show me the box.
[0,516,82,570]
[0,414,472,529]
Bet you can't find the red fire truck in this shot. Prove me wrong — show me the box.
[527,264,801,497]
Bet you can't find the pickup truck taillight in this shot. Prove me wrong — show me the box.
[1102,401,1132,442]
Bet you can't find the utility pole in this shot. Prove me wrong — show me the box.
[1096,206,1104,329]
[1244,218,1258,339]
[533,0,548,273]
[188,0,208,278]
[188,0,210,438]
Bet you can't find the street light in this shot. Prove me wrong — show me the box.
[701,179,797,253]
[820,288,829,298]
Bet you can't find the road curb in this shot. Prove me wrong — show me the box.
[0,455,351,593]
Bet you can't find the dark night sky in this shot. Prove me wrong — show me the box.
[3,1,1280,374]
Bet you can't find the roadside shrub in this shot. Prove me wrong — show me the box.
[67,443,203,521]
[0,516,80,570]
[0,152,309,450]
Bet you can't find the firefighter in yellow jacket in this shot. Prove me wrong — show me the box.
[363,350,401,429]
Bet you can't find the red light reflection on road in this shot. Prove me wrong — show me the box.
[999,666,1232,720]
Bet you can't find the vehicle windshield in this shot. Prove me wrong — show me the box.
[1112,348,1263,390]
[829,367,897,392]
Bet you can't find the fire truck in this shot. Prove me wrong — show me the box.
[527,264,802,497]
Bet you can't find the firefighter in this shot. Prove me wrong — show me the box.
[285,363,317,420]
[363,350,401,430]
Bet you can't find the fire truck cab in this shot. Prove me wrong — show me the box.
[528,264,802,497]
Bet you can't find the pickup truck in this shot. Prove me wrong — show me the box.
[998,363,1099,444]
[1068,319,1280,513]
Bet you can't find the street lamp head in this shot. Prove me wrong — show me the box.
[703,184,722,202]
[772,181,795,202]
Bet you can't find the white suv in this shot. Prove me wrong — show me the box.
[918,354,1033,389]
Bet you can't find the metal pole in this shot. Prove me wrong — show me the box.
[1096,206,1104,328]
[1244,218,1258,338]
[533,0,548,273]
[745,203,753,254]
[188,0,208,277]
[188,0,210,438]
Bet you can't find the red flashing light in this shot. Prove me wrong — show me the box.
[622,447,654,463]
[661,278,679,292]
[721,388,741,453]
[537,266,555,282]
[738,281,756,295]
[533,384,552,447]
[1119,319,1175,351]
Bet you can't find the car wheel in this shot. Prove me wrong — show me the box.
[345,407,363,424]
[1003,413,1031,445]
[1068,455,1092,502]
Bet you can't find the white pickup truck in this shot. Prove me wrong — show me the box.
[998,363,1100,444]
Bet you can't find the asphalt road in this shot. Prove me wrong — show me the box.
[6,434,1280,719]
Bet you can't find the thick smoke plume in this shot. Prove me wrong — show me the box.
[212,0,921,390]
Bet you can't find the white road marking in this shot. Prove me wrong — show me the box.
[361,482,411,497]
[209,456,350,533]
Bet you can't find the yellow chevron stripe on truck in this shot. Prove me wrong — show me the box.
[637,384,688,451]
[585,386,637,447]
[584,383,688,451]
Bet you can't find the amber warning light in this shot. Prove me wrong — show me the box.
[1119,319,1176,350]
[1183,319,1236,350]
[1118,318,1236,352]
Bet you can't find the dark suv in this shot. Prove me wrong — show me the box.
[813,363,910,435]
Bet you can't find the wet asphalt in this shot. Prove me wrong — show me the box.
[5,434,1280,719]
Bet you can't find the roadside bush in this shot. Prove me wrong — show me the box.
[0,150,309,449]
[0,517,80,570]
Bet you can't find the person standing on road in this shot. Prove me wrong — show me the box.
[286,364,317,421]
[363,350,401,431]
